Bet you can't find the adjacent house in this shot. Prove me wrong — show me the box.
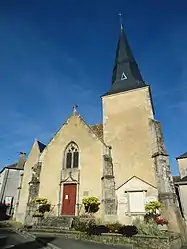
[0,153,26,217]
[174,152,187,222]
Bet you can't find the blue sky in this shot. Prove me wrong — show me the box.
[0,0,187,175]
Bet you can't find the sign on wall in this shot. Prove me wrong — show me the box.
[4,196,13,206]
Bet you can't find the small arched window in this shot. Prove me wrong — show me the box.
[65,142,79,169]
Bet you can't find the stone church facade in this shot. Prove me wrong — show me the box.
[15,24,183,233]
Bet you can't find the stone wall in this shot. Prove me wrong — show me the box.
[27,229,183,249]
[150,119,175,197]
[32,215,73,230]
[101,147,117,221]
[24,162,42,225]
[150,119,185,234]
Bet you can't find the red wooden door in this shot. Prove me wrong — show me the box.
[62,184,76,215]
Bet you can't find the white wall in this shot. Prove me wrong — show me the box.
[116,176,158,224]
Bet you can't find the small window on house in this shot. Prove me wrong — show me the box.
[65,142,79,169]
[127,191,146,213]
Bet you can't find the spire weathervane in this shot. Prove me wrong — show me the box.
[118,12,123,30]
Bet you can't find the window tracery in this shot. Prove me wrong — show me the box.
[64,142,79,169]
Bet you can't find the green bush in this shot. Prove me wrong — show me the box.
[38,203,51,214]
[82,197,100,214]
[106,222,122,233]
[32,197,51,217]
[71,216,96,232]
[133,218,165,236]
[145,201,162,215]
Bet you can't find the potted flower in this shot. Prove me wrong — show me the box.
[31,197,51,219]
[144,200,162,222]
[154,216,168,231]
[82,197,100,214]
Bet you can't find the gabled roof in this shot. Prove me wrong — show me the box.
[176,152,187,160]
[116,175,157,190]
[78,115,106,146]
[7,163,18,169]
[90,124,103,140]
[175,175,187,185]
[40,111,107,152]
[0,162,21,174]
[37,140,46,153]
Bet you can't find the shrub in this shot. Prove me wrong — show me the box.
[31,197,51,217]
[145,201,162,215]
[31,197,48,205]
[133,218,165,236]
[71,216,96,232]
[38,203,51,214]
[144,200,162,223]
[33,213,44,218]
[118,225,138,237]
[82,197,100,214]
[87,225,109,235]
[106,222,122,233]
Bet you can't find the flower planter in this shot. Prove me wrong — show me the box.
[158,224,168,231]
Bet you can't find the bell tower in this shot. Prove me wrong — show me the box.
[102,22,156,188]
[102,19,185,234]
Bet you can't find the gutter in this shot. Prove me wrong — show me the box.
[174,181,187,186]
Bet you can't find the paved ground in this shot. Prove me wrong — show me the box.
[0,223,186,249]
[0,228,50,249]
[33,232,133,249]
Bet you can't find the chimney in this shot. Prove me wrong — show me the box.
[16,152,26,169]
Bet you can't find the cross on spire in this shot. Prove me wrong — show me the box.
[103,14,146,96]
[73,104,78,114]
[118,12,123,30]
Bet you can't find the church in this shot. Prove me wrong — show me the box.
[15,23,182,232]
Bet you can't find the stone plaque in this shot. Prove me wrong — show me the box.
[119,196,127,204]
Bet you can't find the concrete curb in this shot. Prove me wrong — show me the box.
[13,228,60,249]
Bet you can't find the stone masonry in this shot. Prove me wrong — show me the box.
[150,119,185,233]
[101,146,117,221]
[150,120,176,203]
[24,162,42,225]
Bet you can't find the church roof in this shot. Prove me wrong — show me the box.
[37,140,46,153]
[90,124,103,140]
[104,24,146,96]
[176,152,187,159]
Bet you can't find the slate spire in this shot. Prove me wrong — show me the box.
[105,22,146,96]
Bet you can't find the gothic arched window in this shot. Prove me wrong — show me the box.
[65,142,79,169]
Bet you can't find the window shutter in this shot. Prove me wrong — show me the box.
[66,152,72,168]
[73,151,79,168]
